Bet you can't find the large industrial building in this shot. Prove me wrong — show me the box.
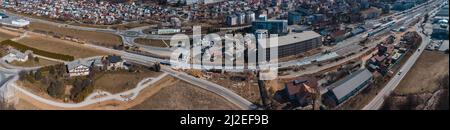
[257,30,322,59]
[323,69,374,106]
[252,19,288,35]
[0,12,30,28]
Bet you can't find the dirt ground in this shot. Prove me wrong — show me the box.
[12,75,237,110]
[12,99,41,110]
[11,76,174,110]
[28,22,122,47]
[395,51,449,94]
[9,57,60,67]
[0,28,20,41]
[134,38,169,48]
[93,70,162,94]
[16,33,110,58]
[129,80,239,110]
[208,72,262,105]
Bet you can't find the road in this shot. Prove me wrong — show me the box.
[124,58,255,110]
[0,0,442,110]
[163,68,255,110]
[8,72,168,109]
[0,41,254,109]
[2,0,441,72]
[362,18,432,110]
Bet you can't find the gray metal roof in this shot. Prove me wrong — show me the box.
[66,60,93,70]
[258,31,321,49]
[329,69,373,101]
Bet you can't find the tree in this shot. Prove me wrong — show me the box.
[27,71,35,83]
[40,76,50,90]
[47,80,65,98]
[154,63,161,72]
[28,53,34,61]
[18,70,28,81]
[34,57,40,63]
[70,78,83,99]
[34,70,43,81]
[48,65,55,75]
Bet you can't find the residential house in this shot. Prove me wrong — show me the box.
[66,60,93,77]
[284,77,319,107]
[330,30,347,43]
[106,55,126,70]
[3,48,32,63]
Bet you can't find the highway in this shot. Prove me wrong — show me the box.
[0,0,443,110]
[0,42,254,109]
[163,68,255,110]
[125,58,255,110]
[2,0,442,72]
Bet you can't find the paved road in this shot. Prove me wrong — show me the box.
[125,58,255,110]
[163,68,255,110]
[362,18,432,110]
[4,0,440,72]
[9,72,168,109]
[2,42,254,109]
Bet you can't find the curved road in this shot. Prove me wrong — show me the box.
[9,73,168,108]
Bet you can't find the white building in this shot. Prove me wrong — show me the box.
[11,19,30,28]
[236,13,246,25]
[66,60,93,77]
[201,0,225,4]
[3,49,32,63]
[245,11,256,23]
[226,15,238,26]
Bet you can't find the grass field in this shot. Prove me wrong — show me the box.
[134,38,169,48]
[16,33,109,58]
[28,22,122,47]
[394,51,449,94]
[93,70,162,94]
[130,80,238,110]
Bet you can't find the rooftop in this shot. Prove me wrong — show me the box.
[107,55,124,63]
[259,31,322,49]
[286,77,318,96]
[67,60,93,70]
[328,69,373,101]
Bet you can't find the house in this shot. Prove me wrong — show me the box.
[92,58,105,70]
[106,55,125,70]
[284,77,318,107]
[330,30,347,42]
[3,48,32,63]
[66,60,93,77]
